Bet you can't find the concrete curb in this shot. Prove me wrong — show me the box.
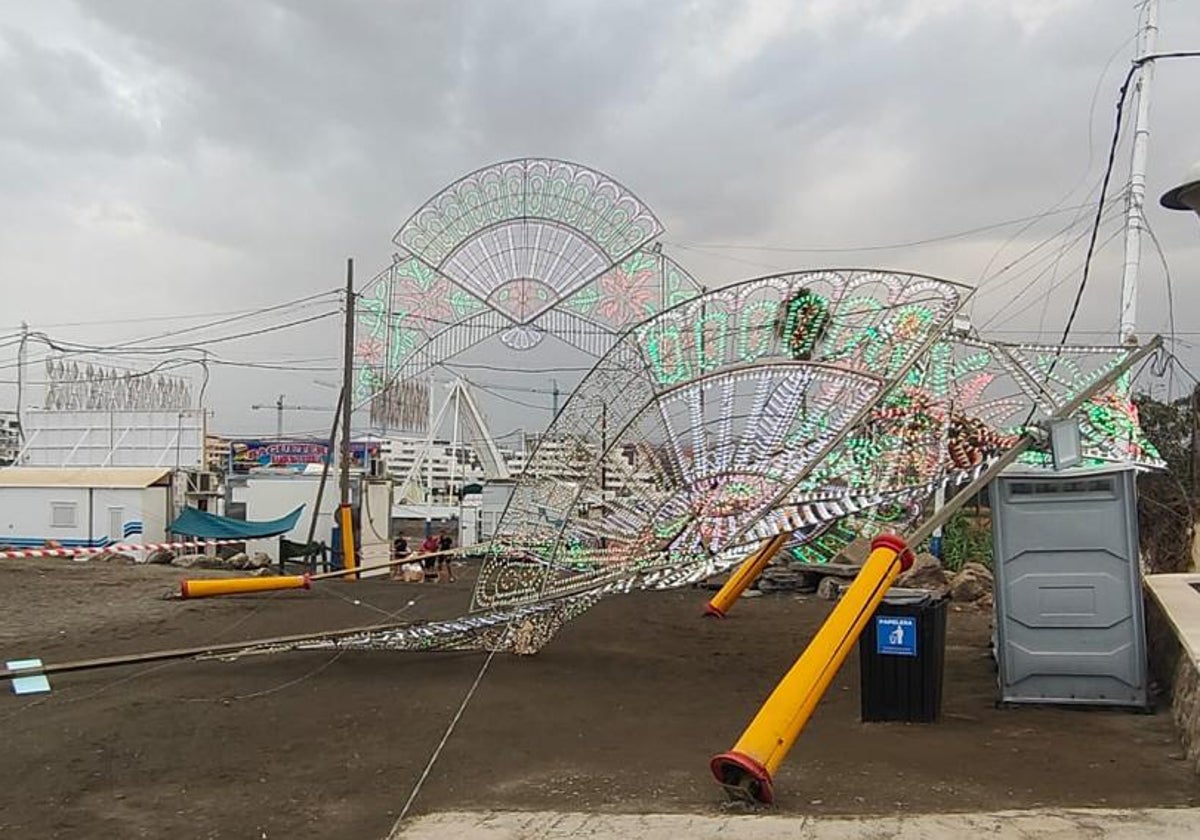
[397,808,1200,839]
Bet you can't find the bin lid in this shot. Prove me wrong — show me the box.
[881,588,944,606]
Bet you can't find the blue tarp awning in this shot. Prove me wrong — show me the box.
[168,505,305,540]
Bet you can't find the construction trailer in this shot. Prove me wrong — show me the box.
[0,467,173,551]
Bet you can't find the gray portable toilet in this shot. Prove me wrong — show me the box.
[991,464,1148,707]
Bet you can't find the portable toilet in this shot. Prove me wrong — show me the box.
[990,463,1148,708]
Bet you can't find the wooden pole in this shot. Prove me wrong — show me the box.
[0,617,442,682]
[305,386,344,550]
[339,258,357,579]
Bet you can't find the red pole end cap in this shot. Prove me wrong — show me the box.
[710,750,774,804]
[179,580,190,599]
[703,602,726,619]
[301,573,312,589]
[870,533,915,572]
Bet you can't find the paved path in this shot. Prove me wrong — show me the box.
[397,808,1200,839]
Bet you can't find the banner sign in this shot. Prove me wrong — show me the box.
[228,439,379,473]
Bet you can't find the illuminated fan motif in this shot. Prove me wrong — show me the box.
[353,159,703,426]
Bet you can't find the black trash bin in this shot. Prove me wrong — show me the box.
[858,591,948,722]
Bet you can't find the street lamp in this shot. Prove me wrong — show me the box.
[1160,160,1200,220]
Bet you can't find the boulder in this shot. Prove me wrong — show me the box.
[835,537,873,567]
[224,552,251,569]
[91,550,137,564]
[172,553,209,569]
[896,552,949,592]
[146,548,176,565]
[247,552,272,569]
[961,561,994,583]
[949,563,994,603]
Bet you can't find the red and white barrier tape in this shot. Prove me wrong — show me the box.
[0,539,247,560]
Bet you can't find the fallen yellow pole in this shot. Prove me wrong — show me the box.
[180,574,311,600]
[704,533,789,618]
[339,503,357,580]
[710,533,912,803]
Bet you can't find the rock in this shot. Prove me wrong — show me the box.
[961,561,994,583]
[224,552,251,569]
[835,537,873,567]
[817,576,845,601]
[896,552,949,592]
[172,553,209,568]
[950,563,994,602]
[759,567,820,593]
[91,551,137,564]
[146,548,176,565]
[248,552,272,569]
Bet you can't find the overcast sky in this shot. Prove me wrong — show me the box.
[2,0,1198,445]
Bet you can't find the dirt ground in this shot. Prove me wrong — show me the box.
[1,557,1197,840]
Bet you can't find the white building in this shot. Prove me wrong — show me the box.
[0,467,173,551]
[0,412,19,466]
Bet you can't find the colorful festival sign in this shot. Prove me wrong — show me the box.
[228,439,379,473]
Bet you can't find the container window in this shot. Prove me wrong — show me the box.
[50,502,78,528]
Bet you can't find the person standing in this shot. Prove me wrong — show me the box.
[438,530,455,583]
[420,532,440,581]
[390,534,410,581]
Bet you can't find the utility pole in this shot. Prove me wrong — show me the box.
[275,395,284,438]
[551,379,560,418]
[15,322,28,448]
[338,258,357,579]
[1119,0,1159,345]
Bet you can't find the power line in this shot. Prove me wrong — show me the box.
[979,212,1126,332]
[1143,216,1177,394]
[1058,60,1140,347]
[984,223,1126,333]
[0,290,339,332]
[0,310,340,372]
[666,200,1116,256]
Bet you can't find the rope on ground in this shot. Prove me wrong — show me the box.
[386,649,497,838]
[177,598,421,704]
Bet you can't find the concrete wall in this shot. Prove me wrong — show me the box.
[1145,581,1200,776]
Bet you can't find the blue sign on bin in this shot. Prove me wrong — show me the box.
[876,615,918,657]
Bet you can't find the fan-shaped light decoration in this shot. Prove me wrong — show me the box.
[352,159,703,423]
[233,269,1158,657]
[473,269,969,611]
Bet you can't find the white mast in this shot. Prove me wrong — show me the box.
[1118,0,1159,345]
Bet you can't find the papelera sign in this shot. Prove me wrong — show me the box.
[875,615,917,657]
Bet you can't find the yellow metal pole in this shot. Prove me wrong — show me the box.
[180,574,311,599]
[710,533,912,803]
[339,503,357,581]
[704,533,789,618]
